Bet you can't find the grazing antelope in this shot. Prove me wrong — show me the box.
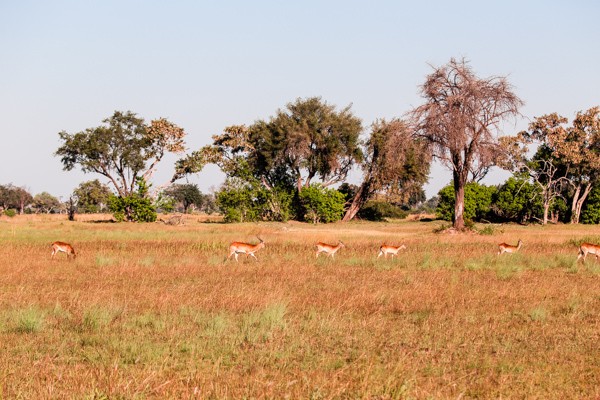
[497,239,523,255]
[51,241,76,259]
[377,244,406,259]
[315,241,345,259]
[227,237,265,262]
[577,242,600,263]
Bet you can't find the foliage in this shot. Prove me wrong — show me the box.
[3,209,16,217]
[0,184,33,214]
[163,184,204,214]
[72,180,112,213]
[581,186,600,224]
[357,201,408,221]
[108,178,157,222]
[298,185,345,224]
[412,58,522,230]
[491,176,543,223]
[56,111,186,197]
[216,179,294,223]
[32,192,62,214]
[194,97,363,191]
[343,118,431,221]
[436,182,497,222]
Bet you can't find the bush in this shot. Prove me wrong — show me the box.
[108,178,157,222]
[491,177,542,223]
[298,185,345,224]
[358,201,408,221]
[216,180,294,223]
[3,209,16,218]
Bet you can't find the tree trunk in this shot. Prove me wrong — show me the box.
[570,184,581,224]
[453,170,466,230]
[342,184,368,222]
[572,183,592,224]
[542,202,550,225]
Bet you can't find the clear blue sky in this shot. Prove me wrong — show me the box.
[1,1,599,200]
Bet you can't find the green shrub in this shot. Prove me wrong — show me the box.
[3,209,17,217]
[358,201,408,221]
[108,178,157,222]
[298,185,345,223]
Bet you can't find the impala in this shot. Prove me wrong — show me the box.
[497,239,523,255]
[315,241,345,258]
[377,244,406,259]
[577,242,600,263]
[51,241,76,259]
[227,237,265,262]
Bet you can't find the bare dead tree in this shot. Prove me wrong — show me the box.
[411,58,523,230]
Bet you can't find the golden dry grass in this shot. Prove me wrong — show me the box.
[1,214,600,398]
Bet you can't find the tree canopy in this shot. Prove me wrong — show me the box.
[56,111,186,197]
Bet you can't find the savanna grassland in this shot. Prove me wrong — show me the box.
[1,214,600,399]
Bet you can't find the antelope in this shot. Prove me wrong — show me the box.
[377,244,406,259]
[51,241,76,259]
[227,237,265,262]
[577,242,600,263]
[315,241,345,258]
[497,239,523,255]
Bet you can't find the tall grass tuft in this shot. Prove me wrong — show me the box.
[13,307,46,333]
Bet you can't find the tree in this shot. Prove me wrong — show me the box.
[550,107,600,223]
[164,183,204,214]
[73,179,112,213]
[435,182,496,222]
[56,111,186,198]
[194,97,363,192]
[342,118,430,221]
[0,184,33,214]
[411,58,523,230]
[32,192,61,214]
[499,115,571,224]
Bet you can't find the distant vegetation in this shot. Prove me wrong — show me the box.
[2,59,598,226]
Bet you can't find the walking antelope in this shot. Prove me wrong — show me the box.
[227,237,265,262]
[51,241,76,259]
[315,241,345,258]
[377,244,406,259]
[497,239,523,255]
[577,242,600,263]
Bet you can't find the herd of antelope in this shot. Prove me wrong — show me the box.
[50,238,600,264]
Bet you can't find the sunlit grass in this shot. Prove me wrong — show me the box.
[1,214,600,397]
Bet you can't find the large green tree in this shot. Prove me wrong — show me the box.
[411,58,523,230]
[189,97,363,192]
[56,111,186,197]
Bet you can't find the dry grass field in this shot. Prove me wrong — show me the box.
[1,214,600,399]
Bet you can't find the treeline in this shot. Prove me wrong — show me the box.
[5,58,595,227]
[0,181,217,218]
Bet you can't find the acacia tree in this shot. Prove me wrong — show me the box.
[411,58,522,230]
[56,111,186,197]
[342,118,431,221]
[0,184,33,214]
